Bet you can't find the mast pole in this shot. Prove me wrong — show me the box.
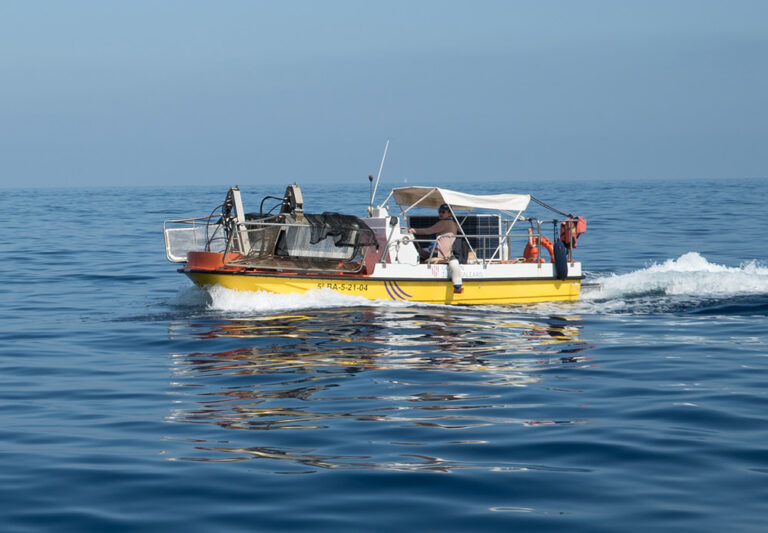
[371,139,389,208]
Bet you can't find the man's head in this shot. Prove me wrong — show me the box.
[438,204,450,218]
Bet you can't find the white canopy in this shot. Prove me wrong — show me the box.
[390,186,530,212]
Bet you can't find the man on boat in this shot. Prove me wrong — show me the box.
[409,203,459,262]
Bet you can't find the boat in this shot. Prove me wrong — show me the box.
[163,183,586,305]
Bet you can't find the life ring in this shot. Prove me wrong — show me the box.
[523,236,555,263]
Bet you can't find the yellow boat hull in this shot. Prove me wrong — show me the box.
[185,271,581,305]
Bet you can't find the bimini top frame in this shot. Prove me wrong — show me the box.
[377,186,532,265]
[383,186,530,215]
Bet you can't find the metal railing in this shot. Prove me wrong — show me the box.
[404,218,570,266]
[163,216,226,262]
[165,214,574,268]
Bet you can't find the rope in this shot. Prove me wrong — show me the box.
[530,196,571,218]
[205,203,225,251]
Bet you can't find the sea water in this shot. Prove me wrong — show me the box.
[1,178,767,531]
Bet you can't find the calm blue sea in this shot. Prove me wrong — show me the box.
[1,178,767,532]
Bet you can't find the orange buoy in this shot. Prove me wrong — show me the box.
[523,235,555,263]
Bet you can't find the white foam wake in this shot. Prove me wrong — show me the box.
[583,252,768,300]
[171,284,417,314]
[206,285,374,312]
[170,252,767,315]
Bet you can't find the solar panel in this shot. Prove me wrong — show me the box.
[408,214,501,259]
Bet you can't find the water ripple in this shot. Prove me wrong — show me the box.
[164,308,592,471]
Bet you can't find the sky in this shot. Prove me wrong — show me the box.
[1,0,767,188]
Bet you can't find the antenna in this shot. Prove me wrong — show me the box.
[370,139,389,208]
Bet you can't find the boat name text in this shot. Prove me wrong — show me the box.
[317,282,369,292]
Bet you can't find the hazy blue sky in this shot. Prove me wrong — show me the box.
[1,0,766,188]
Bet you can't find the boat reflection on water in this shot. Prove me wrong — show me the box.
[165,307,594,472]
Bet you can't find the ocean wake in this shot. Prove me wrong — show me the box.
[170,253,768,316]
[583,252,768,300]
[172,284,416,314]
